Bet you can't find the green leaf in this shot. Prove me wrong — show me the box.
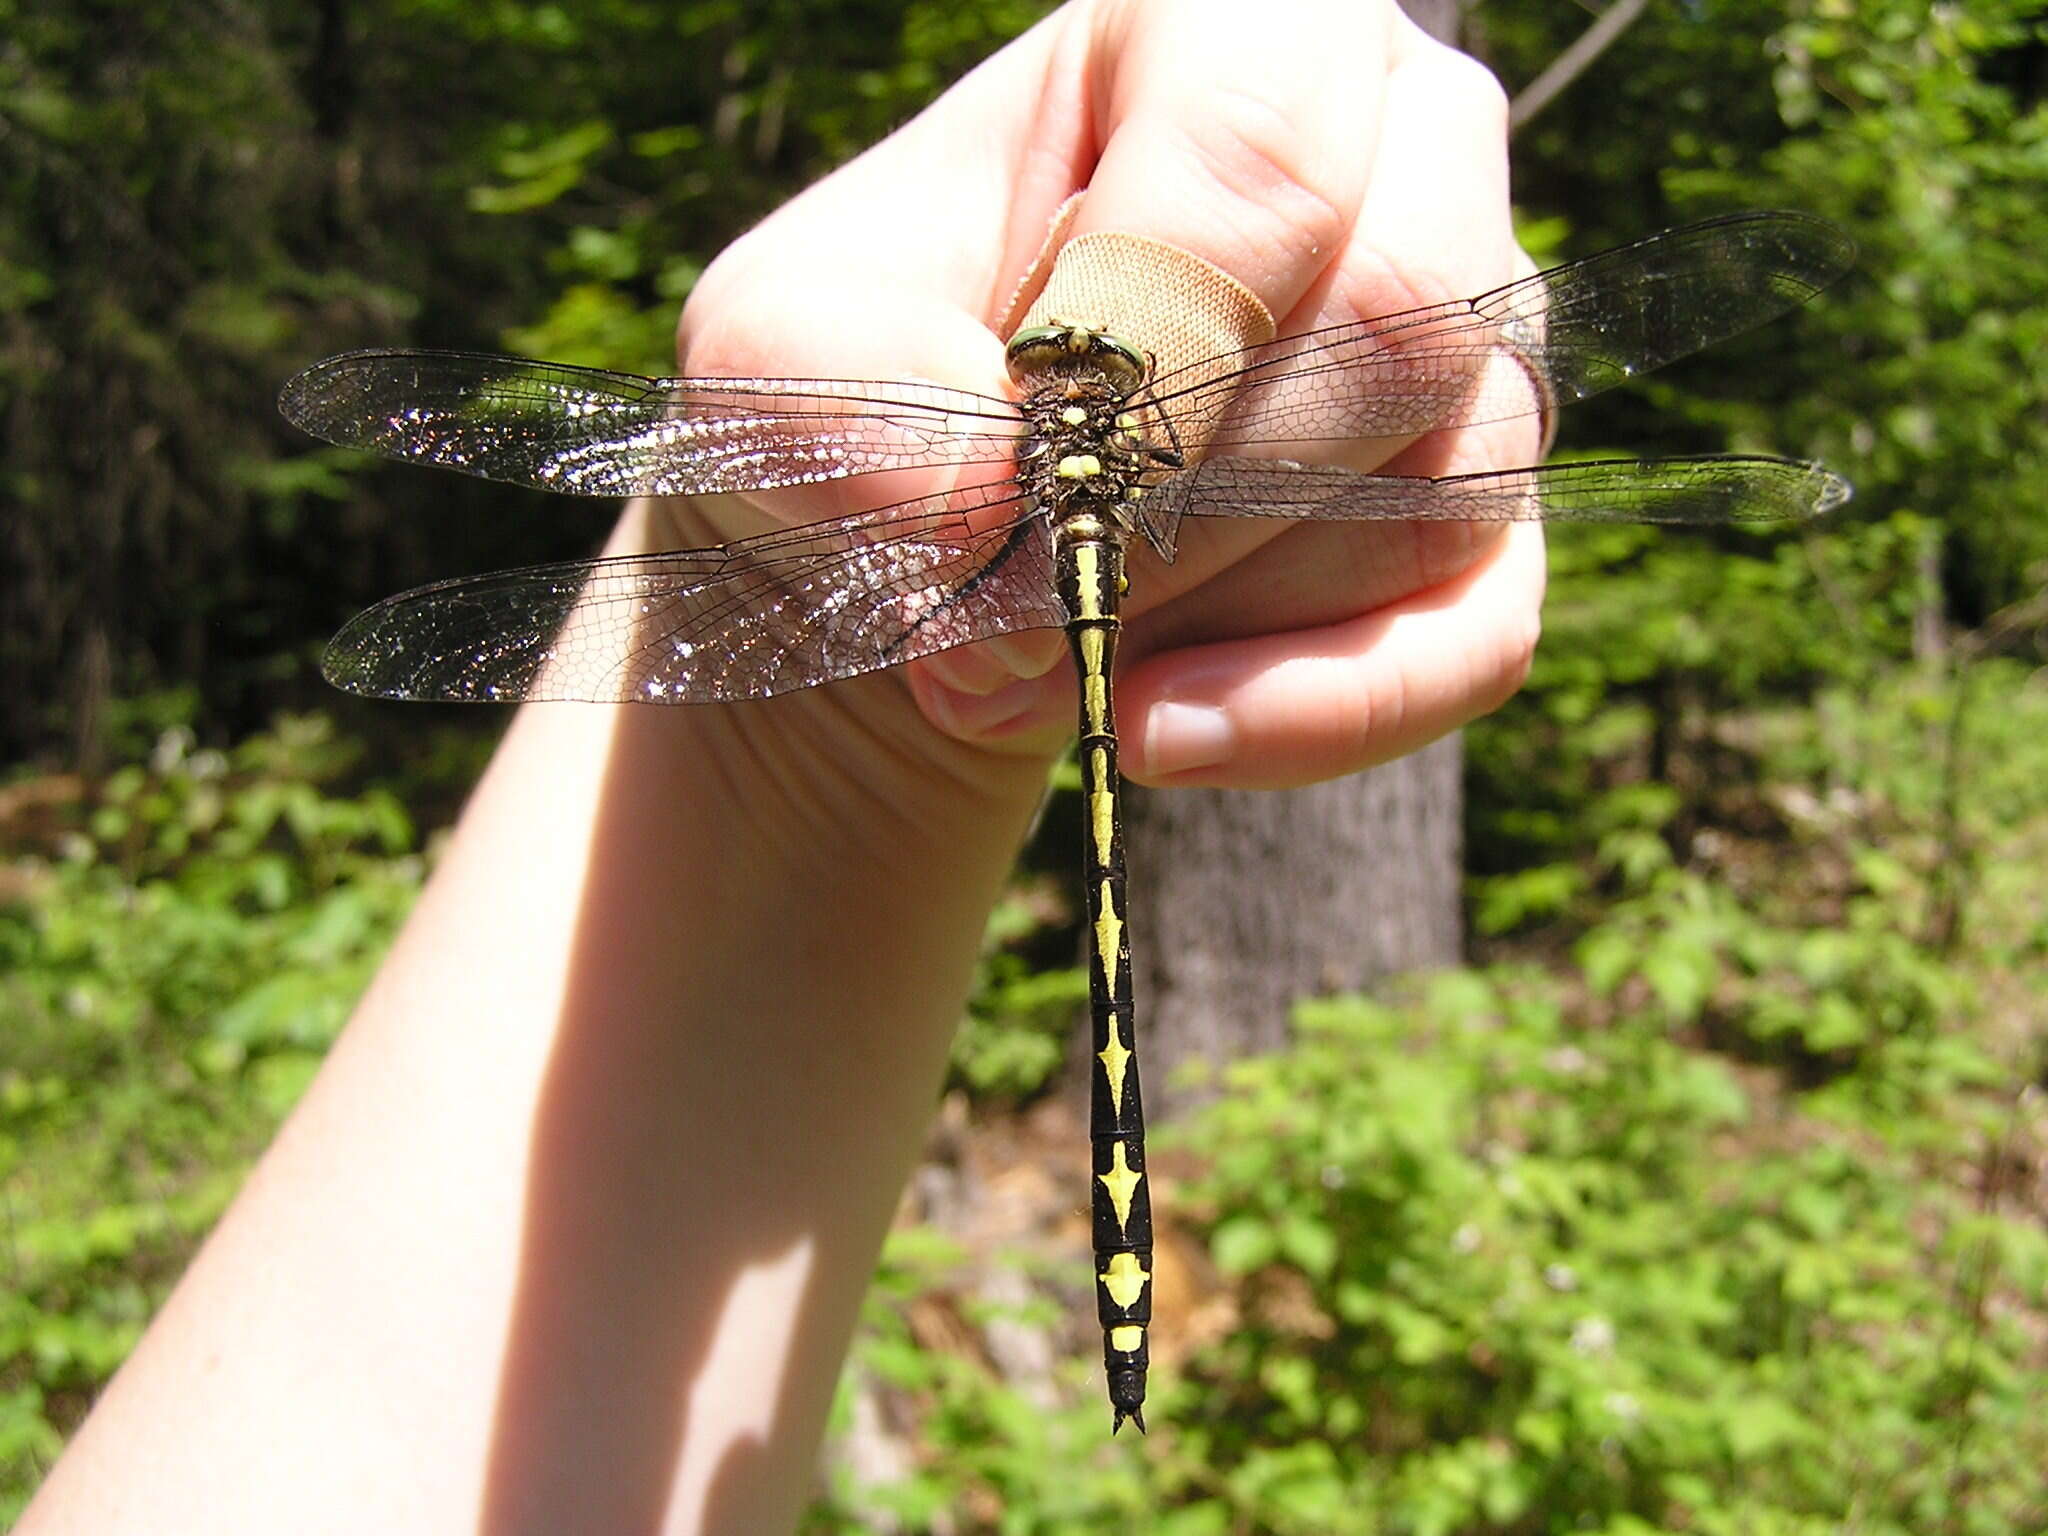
[1641,938,1718,1020]
[1279,1213,1338,1279]
[1211,1215,1278,1276]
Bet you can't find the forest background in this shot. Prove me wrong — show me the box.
[4,0,2047,1530]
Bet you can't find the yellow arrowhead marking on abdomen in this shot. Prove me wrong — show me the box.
[1094,878,1121,988]
[1098,1250,1150,1310]
[1098,1140,1143,1231]
[1098,1012,1131,1115]
[1088,747,1113,866]
[1077,628,1109,736]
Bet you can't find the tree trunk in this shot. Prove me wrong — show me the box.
[1124,736,1463,1116]
[1119,0,1470,1118]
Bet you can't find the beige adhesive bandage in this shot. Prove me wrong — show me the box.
[1007,229,1277,457]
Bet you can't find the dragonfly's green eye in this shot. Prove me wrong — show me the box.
[1083,333,1150,393]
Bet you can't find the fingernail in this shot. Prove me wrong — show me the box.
[1144,701,1235,776]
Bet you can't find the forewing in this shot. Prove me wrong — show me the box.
[322,487,1065,704]
[1147,212,1856,452]
[280,349,1025,496]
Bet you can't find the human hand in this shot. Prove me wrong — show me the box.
[674,0,1543,790]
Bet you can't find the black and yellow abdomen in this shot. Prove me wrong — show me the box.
[1056,520,1153,1434]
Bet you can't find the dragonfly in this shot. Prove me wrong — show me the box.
[280,209,1854,1434]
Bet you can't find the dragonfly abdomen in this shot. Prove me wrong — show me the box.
[1056,518,1154,1434]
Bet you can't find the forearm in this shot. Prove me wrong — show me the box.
[23,498,1052,1535]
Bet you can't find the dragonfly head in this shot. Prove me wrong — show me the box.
[1005,321,1152,397]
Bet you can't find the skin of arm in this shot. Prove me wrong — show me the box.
[19,2,1541,1531]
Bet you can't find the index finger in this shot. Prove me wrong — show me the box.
[1061,0,1390,331]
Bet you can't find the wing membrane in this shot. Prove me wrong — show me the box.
[1147,212,1856,451]
[292,212,1855,708]
[281,216,1852,497]
[322,485,1063,703]
[281,350,1025,497]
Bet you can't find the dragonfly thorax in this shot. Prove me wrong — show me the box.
[1007,321,1182,541]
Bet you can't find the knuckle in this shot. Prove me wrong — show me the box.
[1173,87,1351,267]
[1416,42,1510,128]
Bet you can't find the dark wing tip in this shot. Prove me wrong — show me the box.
[277,349,425,444]
[277,351,351,436]
[1716,456,1853,522]
[279,347,670,444]
[318,596,418,699]
[319,562,583,703]
[318,578,510,702]
[1811,464,1855,515]
[1738,209,1859,298]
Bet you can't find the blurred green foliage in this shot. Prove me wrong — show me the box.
[1158,963,2045,1535]
[5,0,2048,1527]
[0,0,1055,756]
[798,654,2048,1534]
[954,883,1091,1099]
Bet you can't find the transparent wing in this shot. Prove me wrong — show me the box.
[296,213,1855,709]
[1147,211,1856,451]
[279,215,1851,499]
[1155,454,1852,525]
[280,350,1026,497]
[321,485,1064,703]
